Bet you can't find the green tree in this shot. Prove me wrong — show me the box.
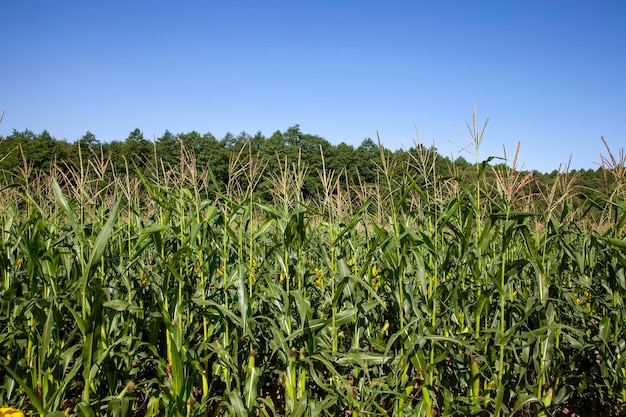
[220,132,241,150]
[77,131,99,148]
[123,128,152,170]
[355,138,379,183]
[32,130,65,170]
[156,130,179,167]
[188,131,229,187]
[105,140,126,174]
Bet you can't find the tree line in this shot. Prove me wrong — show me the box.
[0,125,619,219]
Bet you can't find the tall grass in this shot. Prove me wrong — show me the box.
[0,125,625,416]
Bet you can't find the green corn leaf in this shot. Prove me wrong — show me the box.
[52,178,81,237]
[228,390,248,417]
[169,339,184,398]
[1,363,45,415]
[40,305,54,364]
[77,402,96,417]
[511,393,542,415]
[599,316,611,344]
[253,216,277,239]
[86,197,121,276]
[233,263,250,335]
[103,300,131,311]
[48,353,83,411]
[244,364,260,409]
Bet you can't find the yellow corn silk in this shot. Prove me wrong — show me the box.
[0,408,24,417]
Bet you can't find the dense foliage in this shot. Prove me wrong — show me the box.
[0,120,625,416]
[0,125,618,217]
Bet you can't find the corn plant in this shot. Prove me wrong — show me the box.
[0,127,625,416]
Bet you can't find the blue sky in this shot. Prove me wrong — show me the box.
[2,1,625,173]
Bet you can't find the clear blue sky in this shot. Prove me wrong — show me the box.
[2,1,625,173]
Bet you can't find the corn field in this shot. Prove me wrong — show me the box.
[0,133,625,416]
